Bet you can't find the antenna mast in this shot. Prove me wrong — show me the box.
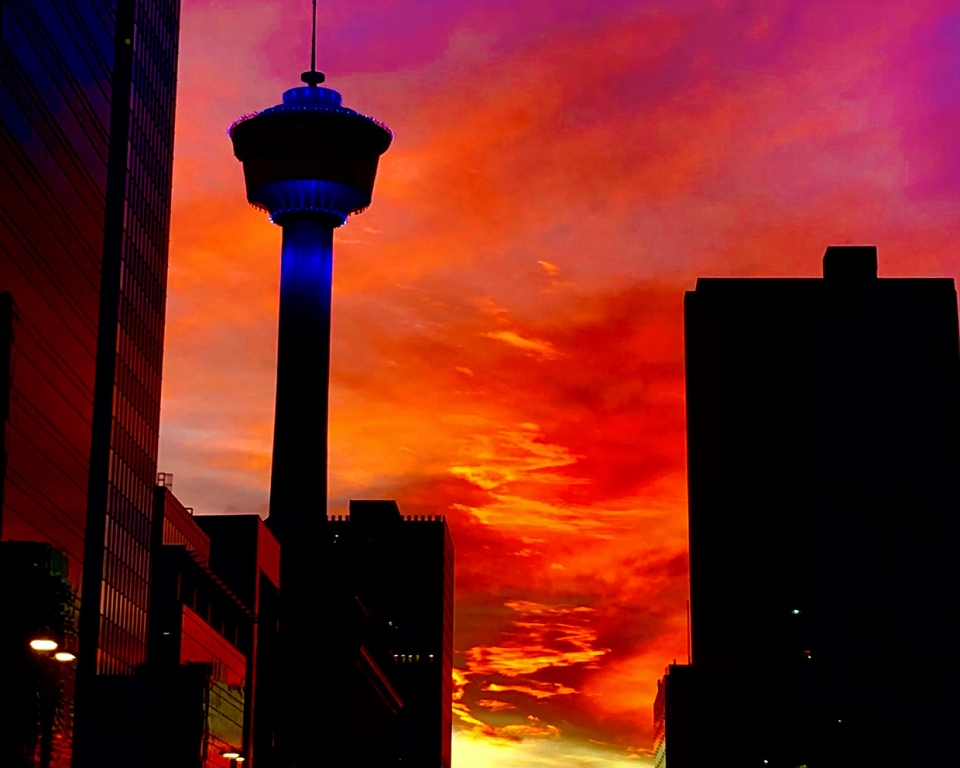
[301,0,325,86]
[310,0,317,73]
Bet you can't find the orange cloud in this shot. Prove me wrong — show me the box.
[483,682,578,699]
[537,260,562,276]
[477,699,516,711]
[482,330,562,360]
[466,601,609,678]
[449,423,582,494]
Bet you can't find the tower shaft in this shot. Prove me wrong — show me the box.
[270,217,334,532]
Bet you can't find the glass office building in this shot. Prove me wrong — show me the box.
[1,0,113,603]
[0,0,180,762]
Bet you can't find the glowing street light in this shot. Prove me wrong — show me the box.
[29,638,58,652]
[53,651,76,662]
[222,752,241,760]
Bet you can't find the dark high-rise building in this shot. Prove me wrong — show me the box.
[326,501,455,768]
[228,35,392,767]
[681,246,960,767]
[0,1,180,763]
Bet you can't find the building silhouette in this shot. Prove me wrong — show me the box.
[326,501,455,768]
[652,664,698,768]
[0,1,181,765]
[147,485,253,768]
[195,512,281,768]
[675,246,960,766]
[227,38,397,767]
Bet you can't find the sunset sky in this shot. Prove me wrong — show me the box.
[158,1,959,764]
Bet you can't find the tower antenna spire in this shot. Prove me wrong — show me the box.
[301,0,325,86]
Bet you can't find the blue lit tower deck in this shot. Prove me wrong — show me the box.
[229,78,392,767]
[230,84,392,534]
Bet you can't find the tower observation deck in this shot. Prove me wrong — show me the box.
[229,58,392,767]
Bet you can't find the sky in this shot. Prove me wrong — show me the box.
[158,1,959,764]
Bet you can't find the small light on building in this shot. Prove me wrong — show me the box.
[223,752,240,760]
[29,638,58,652]
[54,651,76,662]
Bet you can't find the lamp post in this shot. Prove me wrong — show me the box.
[28,637,76,768]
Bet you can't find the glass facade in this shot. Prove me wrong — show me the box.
[2,3,116,764]
[87,0,180,678]
[1,0,180,763]
[0,0,113,597]
[181,606,247,766]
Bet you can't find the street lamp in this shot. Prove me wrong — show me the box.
[29,638,76,663]
[26,636,73,768]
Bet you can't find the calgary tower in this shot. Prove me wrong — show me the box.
[229,2,392,763]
